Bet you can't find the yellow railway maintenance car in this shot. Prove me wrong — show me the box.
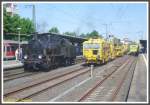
[83,38,110,64]
[129,44,139,56]
[108,36,123,59]
[115,45,124,57]
[122,43,129,55]
[109,41,117,60]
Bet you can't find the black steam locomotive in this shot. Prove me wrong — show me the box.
[23,33,76,71]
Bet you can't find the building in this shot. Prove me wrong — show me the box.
[139,40,147,53]
[4,3,17,16]
[121,38,132,45]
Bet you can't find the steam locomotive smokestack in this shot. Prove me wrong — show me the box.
[31,32,38,40]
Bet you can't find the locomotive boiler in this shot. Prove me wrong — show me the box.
[23,33,76,71]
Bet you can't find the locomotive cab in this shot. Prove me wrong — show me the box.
[83,43,100,63]
[83,38,110,65]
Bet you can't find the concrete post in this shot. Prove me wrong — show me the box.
[90,64,94,77]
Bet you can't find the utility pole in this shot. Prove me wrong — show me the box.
[17,27,21,60]
[136,31,143,40]
[103,24,108,40]
[140,31,143,40]
[17,28,21,50]
[32,5,36,32]
[25,4,36,32]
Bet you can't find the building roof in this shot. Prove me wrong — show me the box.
[36,32,87,43]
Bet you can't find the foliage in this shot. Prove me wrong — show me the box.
[3,7,35,40]
[79,33,86,38]
[79,30,103,38]
[49,27,59,33]
[63,31,77,36]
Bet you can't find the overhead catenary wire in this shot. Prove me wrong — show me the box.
[49,7,106,34]
[38,5,130,37]
[23,4,139,40]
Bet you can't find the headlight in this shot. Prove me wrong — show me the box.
[38,55,42,59]
[24,55,27,59]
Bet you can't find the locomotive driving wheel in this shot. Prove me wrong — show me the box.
[24,64,30,71]
[42,62,50,72]
[42,58,51,72]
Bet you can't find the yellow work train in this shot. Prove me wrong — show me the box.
[82,37,130,65]
[83,38,110,64]
[129,44,139,56]
[115,45,124,57]
[122,44,129,55]
[109,41,117,59]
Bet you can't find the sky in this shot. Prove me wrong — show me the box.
[10,2,148,41]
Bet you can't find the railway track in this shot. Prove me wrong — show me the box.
[4,72,40,82]
[3,68,41,82]
[46,55,130,102]
[3,55,133,102]
[3,57,84,82]
[110,58,137,101]
[4,66,90,102]
[4,68,24,75]
[78,57,137,102]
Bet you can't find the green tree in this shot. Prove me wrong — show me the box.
[79,33,86,38]
[49,27,59,33]
[3,7,13,33]
[63,31,76,36]
[88,30,99,38]
[79,30,103,38]
[3,6,35,36]
[19,18,35,34]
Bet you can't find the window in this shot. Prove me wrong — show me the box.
[7,46,11,52]
[83,43,100,49]
[4,46,5,52]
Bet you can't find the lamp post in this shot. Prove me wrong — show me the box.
[102,23,108,40]
[17,27,21,60]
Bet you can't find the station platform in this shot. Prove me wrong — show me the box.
[144,53,147,60]
[3,60,23,70]
[127,54,147,102]
[3,56,83,70]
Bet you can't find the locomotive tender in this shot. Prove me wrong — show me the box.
[23,33,76,71]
